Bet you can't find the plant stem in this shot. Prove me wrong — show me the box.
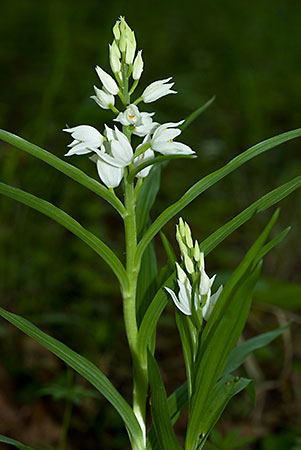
[123,174,148,446]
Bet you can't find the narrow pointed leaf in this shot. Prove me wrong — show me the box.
[147,351,182,450]
[179,96,216,131]
[201,177,300,255]
[0,435,38,450]
[196,375,251,449]
[0,182,128,292]
[0,129,125,216]
[136,129,301,263]
[0,307,143,446]
[222,323,290,376]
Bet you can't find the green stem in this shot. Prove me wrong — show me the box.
[123,173,148,446]
[58,400,73,450]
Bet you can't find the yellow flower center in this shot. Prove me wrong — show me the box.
[128,113,135,120]
[169,138,173,143]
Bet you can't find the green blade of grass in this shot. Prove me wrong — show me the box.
[0,307,144,448]
[0,182,128,292]
[136,129,301,263]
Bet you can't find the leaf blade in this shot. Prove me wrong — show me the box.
[0,182,128,292]
[147,351,182,450]
[136,129,301,262]
[0,307,143,446]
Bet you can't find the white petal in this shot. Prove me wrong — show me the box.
[202,285,223,321]
[165,287,191,316]
[95,66,119,95]
[96,159,123,188]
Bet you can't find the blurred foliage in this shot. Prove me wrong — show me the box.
[0,0,300,449]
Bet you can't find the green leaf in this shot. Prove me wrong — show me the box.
[0,435,38,450]
[0,182,128,292]
[136,165,161,237]
[147,381,188,450]
[175,312,194,397]
[254,227,290,265]
[222,323,290,376]
[136,129,301,263]
[0,307,144,448]
[200,176,300,256]
[179,96,216,132]
[147,351,182,450]
[196,375,251,449]
[160,231,177,266]
[0,129,125,216]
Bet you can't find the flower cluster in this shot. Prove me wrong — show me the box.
[165,219,223,321]
[63,17,194,189]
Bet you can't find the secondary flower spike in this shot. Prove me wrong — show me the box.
[165,219,223,321]
[142,77,177,103]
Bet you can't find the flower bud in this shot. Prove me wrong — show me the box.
[194,240,201,262]
[178,217,185,236]
[184,253,194,274]
[109,41,121,73]
[176,263,187,284]
[125,31,136,64]
[113,20,121,41]
[133,50,144,80]
[184,222,193,248]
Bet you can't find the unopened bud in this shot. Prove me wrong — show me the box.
[194,240,200,262]
[109,41,121,73]
[125,32,136,64]
[113,20,121,41]
[176,263,186,284]
[133,50,143,80]
[184,222,193,248]
[184,253,194,274]
[178,217,185,236]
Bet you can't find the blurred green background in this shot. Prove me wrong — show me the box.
[0,0,300,449]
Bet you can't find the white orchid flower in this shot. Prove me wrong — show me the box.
[91,86,115,110]
[114,104,142,126]
[114,105,157,137]
[95,66,119,95]
[63,125,104,156]
[95,126,133,168]
[151,121,195,156]
[142,77,177,103]
[165,263,193,315]
[202,285,223,321]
